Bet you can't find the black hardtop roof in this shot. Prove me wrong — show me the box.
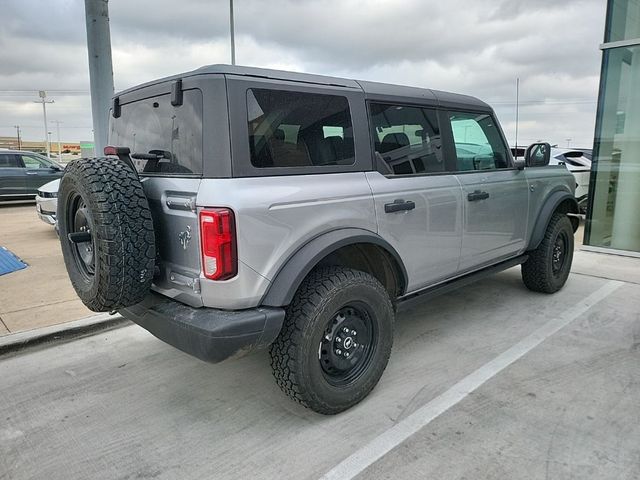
[117,64,491,111]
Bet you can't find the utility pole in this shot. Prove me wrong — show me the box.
[84,0,115,157]
[229,0,236,65]
[566,138,572,148]
[51,120,63,161]
[14,125,21,150]
[34,91,54,157]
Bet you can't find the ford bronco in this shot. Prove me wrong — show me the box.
[58,65,578,414]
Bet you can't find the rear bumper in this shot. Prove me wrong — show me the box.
[119,293,285,363]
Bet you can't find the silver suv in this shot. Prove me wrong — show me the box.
[57,65,578,414]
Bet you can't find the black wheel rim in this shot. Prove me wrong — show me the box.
[66,192,96,281]
[552,231,568,275]
[318,302,377,387]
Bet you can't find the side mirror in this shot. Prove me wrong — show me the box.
[524,142,551,167]
[50,165,61,171]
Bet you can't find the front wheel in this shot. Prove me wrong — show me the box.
[269,267,394,414]
[522,212,574,293]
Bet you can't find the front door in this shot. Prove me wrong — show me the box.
[447,111,529,271]
[366,103,463,292]
[19,154,61,195]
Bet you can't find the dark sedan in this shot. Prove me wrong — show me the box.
[0,150,64,199]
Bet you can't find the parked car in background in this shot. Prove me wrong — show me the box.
[512,146,592,214]
[550,148,591,214]
[0,150,63,199]
[36,178,60,226]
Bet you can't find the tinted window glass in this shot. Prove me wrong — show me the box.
[369,103,443,175]
[21,155,49,168]
[247,89,355,168]
[109,89,203,175]
[449,112,509,171]
[0,154,20,168]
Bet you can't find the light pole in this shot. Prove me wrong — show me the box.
[48,132,53,156]
[51,120,63,162]
[14,125,21,150]
[229,0,236,65]
[84,0,115,157]
[34,91,54,157]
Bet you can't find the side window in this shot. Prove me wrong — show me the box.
[449,112,510,171]
[21,155,49,169]
[368,103,443,175]
[247,89,355,168]
[0,154,20,168]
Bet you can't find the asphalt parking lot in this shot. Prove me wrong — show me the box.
[1,257,638,480]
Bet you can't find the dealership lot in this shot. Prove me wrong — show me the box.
[1,257,638,480]
[0,204,91,335]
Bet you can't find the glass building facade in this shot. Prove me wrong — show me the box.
[585,0,640,254]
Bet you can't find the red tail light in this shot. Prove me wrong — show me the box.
[199,208,237,280]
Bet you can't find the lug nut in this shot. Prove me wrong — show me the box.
[336,349,342,355]
[336,337,341,343]
[353,343,358,348]
[343,327,349,333]
[351,330,356,335]
[345,352,350,358]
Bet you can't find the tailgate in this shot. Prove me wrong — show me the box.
[142,176,203,307]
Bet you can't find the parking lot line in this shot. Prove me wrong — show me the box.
[321,279,624,480]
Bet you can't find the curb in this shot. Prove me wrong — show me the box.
[0,312,130,357]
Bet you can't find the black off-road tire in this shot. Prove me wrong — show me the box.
[270,266,394,414]
[57,157,155,312]
[522,213,574,294]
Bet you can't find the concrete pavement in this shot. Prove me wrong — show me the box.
[1,256,638,480]
[0,204,91,335]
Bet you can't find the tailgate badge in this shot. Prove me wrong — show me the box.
[178,225,192,250]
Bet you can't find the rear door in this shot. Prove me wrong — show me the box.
[108,78,214,307]
[0,154,27,196]
[366,103,463,292]
[446,111,529,271]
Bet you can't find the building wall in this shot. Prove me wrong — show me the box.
[585,0,640,253]
[0,137,81,154]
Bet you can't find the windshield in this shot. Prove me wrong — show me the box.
[109,89,203,175]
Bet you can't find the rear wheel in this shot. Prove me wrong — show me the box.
[522,212,574,293]
[58,157,155,311]
[270,267,394,414]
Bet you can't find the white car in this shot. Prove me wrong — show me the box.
[35,178,59,226]
[549,148,591,214]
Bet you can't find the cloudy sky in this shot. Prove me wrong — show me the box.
[0,0,606,148]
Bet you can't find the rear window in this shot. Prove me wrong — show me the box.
[247,88,355,168]
[109,89,203,175]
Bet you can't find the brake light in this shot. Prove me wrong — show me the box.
[199,208,237,280]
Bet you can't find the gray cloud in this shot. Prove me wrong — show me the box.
[0,0,607,147]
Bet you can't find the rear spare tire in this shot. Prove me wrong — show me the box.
[57,157,155,312]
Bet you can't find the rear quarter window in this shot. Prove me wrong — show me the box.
[109,89,203,175]
[246,88,355,168]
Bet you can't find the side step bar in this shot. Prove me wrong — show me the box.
[396,255,528,312]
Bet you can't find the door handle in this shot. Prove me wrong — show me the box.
[25,171,39,175]
[467,190,490,201]
[385,199,416,213]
